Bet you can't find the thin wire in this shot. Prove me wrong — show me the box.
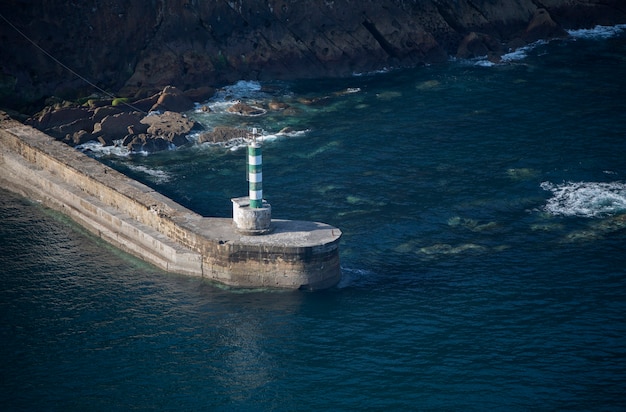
[0,11,147,114]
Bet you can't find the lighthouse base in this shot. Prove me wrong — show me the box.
[231,197,273,235]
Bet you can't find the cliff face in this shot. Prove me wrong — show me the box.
[1,0,625,110]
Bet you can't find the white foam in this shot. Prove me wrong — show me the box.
[123,164,172,183]
[451,42,540,67]
[275,129,308,138]
[225,103,267,117]
[352,67,390,76]
[210,80,266,103]
[503,40,550,63]
[567,24,626,40]
[193,80,274,117]
[336,266,375,288]
[541,181,626,217]
[220,79,262,95]
[460,23,626,68]
[473,59,496,67]
[76,140,131,157]
[190,127,308,152]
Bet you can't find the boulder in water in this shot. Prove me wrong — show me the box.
[197,126,247,144]
[227,102,266,116]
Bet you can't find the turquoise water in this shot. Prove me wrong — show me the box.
[2,27,626,410]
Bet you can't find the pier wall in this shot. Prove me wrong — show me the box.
[0,115,341,290]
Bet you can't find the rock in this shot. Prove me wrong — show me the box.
[26,106,92,130]
[122,133,171,153]
[227,102,266,116]
[183,86,216,103]
[51,117,96,139]
[150,86,194,113]
[124,134,148,152]
[97,134,115,147]
[127,123,149,135]
[143,137,171,152]
[456,32,503,59]
[128,94,160,113]
[268,101,290,111]
[70,129,92,145]
[139,111,197,147]
[22,91,200,152]
[83,98,113,109]
[91,106,124,123]
[522,9,569,44]
[197,126,247,144]
[92,112,144,145]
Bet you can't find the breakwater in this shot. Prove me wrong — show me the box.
[0,113,341,290]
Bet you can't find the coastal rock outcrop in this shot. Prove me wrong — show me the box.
[522,8,570,44]
[25,87,201,152]
[139,111,197,148]
[150,86,194,113]
[1,0,625,111]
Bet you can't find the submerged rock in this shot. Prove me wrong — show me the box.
[268,101,290,111]
[418,243,488,256]
[227,102,266,116]
[197,126,248,144]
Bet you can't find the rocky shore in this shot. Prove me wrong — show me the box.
[23,86,210,153]
[3,1,626,109]
[23,84,300,153]
[1,1,625,149]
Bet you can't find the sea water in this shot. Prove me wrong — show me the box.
[2,26,626,410]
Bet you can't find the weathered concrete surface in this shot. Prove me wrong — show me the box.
[0,113,342,290]
[232,197,273,235]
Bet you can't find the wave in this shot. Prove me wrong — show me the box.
[567,24,626,40]
[460,23,626,67]
[541,181,626,217]
[212,80,265,101]
[187,127,309,152]
[336,266,376,288]
[502,41,549,62]
[123,164,172,183]
[353,67,391,77]
[76,140,132,157]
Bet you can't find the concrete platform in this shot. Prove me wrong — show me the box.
[0,113,342,290]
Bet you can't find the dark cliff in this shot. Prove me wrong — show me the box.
[1,0,625,111]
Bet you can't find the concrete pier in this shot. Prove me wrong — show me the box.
[0,114,342,290]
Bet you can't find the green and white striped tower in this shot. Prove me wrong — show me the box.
[247,141,263,209]
[231,128,272,235]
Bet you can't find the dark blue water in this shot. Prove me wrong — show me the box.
[2,27,626,410]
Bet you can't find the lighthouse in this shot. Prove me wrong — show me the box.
[247,139,263,208]
[231,128,272,235]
